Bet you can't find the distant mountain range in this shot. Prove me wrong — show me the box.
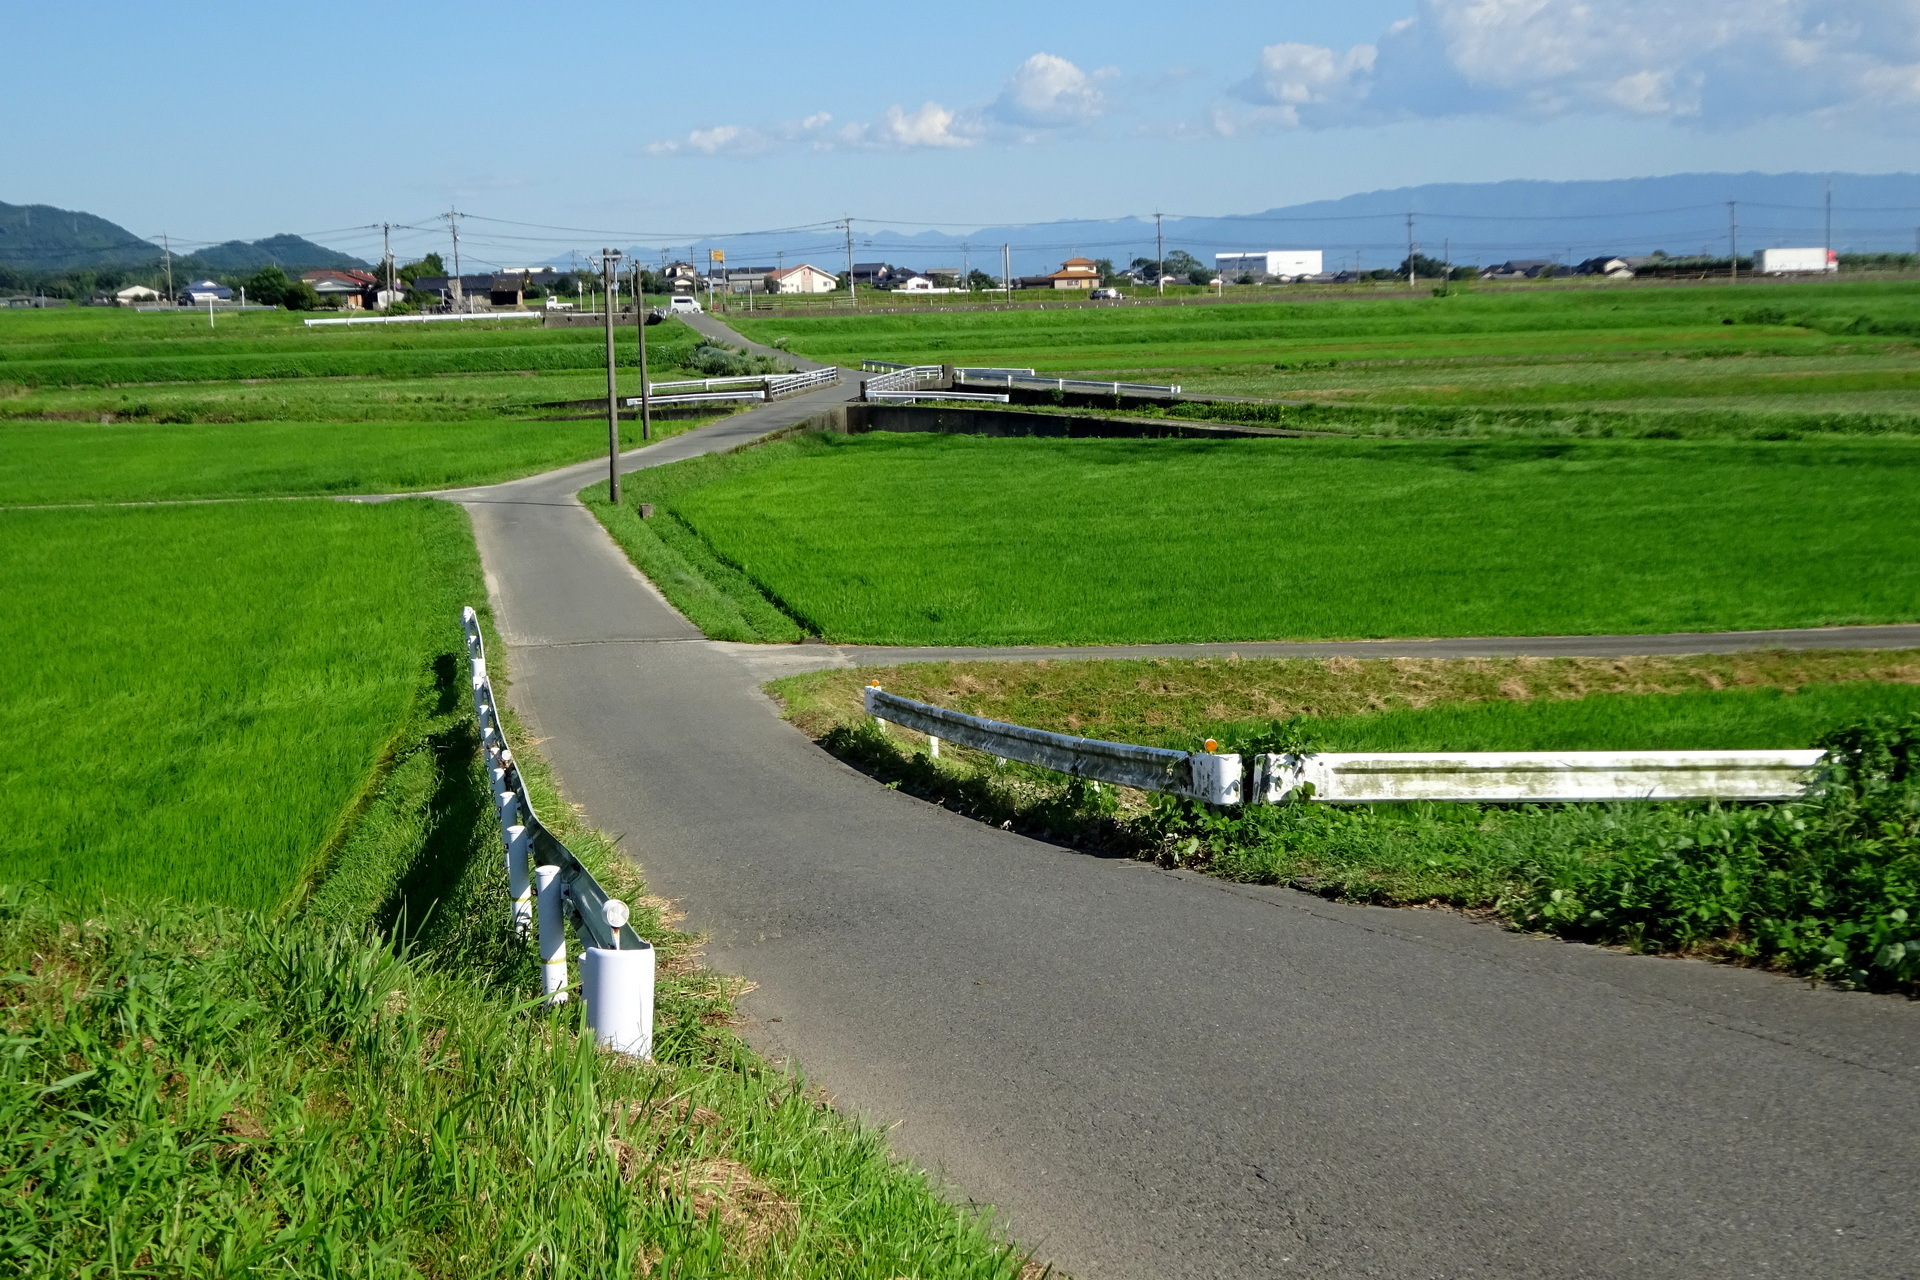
[579,171,1920,278]
[0,202,368,275]
[11,171,1920,283]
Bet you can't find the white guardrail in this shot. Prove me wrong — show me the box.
[861,364,945,400]
[862,685,1825,805]
[303,311,543,327]
[463,607,654,1055]
[625,366,838,408]
[954,368,1183,396]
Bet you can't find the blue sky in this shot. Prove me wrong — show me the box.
[6,0,1919,265]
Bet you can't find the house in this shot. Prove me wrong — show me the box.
[301,268,381,309]
[663,261,700,293]
[894,274,935,291]
[177,279,232,304]
[410,275,504,308]
[1012,274,1057,290]
[1046,257,1100,290]
[1573,256,1635,278]
[850,262,898,288]
[1479,259,1559,280]
[764,263,838,294]
[722,268,774,294]
[113,284,162,306]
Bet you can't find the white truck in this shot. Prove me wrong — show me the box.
[1754,248,1838,274]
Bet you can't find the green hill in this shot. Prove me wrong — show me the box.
[188,234,369,272]
[0,201,160,272]
[0,201,369,276]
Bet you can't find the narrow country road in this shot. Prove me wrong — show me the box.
[448,380,1920,1279]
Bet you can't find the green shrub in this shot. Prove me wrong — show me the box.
[686,343,787,377]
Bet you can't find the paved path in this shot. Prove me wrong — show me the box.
[453,384,1920,1279]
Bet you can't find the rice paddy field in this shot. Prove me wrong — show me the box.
[0,499,477,909]
[733,277,1920,436]
[596,430,1920,645]
[0,306,717,501]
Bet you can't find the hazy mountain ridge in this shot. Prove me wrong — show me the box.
[0,201,368,276]
[608,172,1920,277]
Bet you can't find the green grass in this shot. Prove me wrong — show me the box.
[597,431,1920,645]
[733,279,1920,433]
[0,415,717,504]
[0,499,481,910]
[0,306,725,503]
[1260,682,1920,752]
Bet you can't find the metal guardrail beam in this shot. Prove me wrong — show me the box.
[864,684,1825,807]
[864,686,1242,803]
[626,367,838,409]
[463,609,647,952]
[1251,750,1825,804]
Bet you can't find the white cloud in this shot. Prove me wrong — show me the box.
[646,52,1113,157]
[646,114,836,157]
[840,101,978,149]
[988,53,1115,127]
[1223,0,1920,130]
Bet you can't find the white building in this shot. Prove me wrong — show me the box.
[764,263,839,294]
[1754,248,1839,275]
[1214,250,1324,281]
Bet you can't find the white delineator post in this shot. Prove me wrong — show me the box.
[535,865,568,1003]
[581,899,655,1058]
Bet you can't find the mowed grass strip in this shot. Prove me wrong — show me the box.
[774,649,1920,750]
[0,415,719,504]
[639,432,1920,644]
[0,499,478,910]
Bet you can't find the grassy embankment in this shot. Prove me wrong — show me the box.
[734,278,1920,437]
[0,307,727,502]
[770,652,1920,993]
[0,337,1036,1275]
[584,430,1920,645]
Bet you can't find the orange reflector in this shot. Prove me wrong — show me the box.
[1204,739,1218,753]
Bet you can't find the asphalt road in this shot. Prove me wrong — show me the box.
[451,385,1920,1279]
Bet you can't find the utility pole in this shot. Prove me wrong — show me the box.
[1002,243,1011,297]
[448,209,464,311]
[1441,237,1451,296]
[161,232,173,303]
[1406,211,1416,289]
[1824,179,1833,270]
[843,219,856,312]
[1728,201,1738,282]
[600,248,623,503]
[633,263,652,442]
[1155,212,1165,297]
[382,222,395,307]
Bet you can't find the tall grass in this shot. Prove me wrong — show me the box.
[611,431,1920,645]
[0,886,1033,1277]
[0,499,479,909]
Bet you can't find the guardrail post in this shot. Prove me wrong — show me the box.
[535,865,568,1003]
[581,900,654,1058]
[1189,751,1245,806]
[505,823,533,936]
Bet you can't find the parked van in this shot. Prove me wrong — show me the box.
[668,295,702,314]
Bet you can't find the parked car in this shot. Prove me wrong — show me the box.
[543,295,575,311]
[668,295,703,314]
[1090,287,1124,300]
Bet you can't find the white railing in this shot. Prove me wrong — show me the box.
[866,391,1013,403]
[463,607,654,1056]
[627,366,837,408]
[862,685,1826,806]
[954,370,1183,396]
[303,312,543,327]
[862,365,944,400]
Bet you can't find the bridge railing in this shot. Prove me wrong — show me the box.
[462,607,654,1056]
